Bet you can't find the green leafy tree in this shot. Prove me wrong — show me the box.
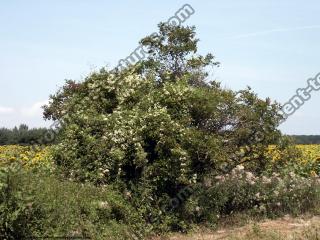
[137,23,219,85]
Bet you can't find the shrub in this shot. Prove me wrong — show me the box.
[29,174,146,239]
[0,163,148,239]
[187,165,320,225]
[0,163,39,239]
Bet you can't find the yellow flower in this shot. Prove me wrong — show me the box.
[310,170,317,177]
[0,145,53,169]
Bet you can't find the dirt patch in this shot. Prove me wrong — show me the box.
[151,215,320,240]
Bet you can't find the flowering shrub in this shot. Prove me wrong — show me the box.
[188,165,320,223]
[46,69,289,230]
[43,23,305,232]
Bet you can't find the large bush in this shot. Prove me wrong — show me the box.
[43,23,298,229]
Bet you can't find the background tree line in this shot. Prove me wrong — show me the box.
[0,124,53,145]
[291,135,320,144]
[0,124,319,145]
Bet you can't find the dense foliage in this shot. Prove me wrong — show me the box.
[0,163,147,240]
[40,23,305,231]
[0,152,319,239]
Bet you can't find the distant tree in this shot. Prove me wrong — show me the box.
[291,135,320,144]
[0,128,11,145]
[0,124,52,145]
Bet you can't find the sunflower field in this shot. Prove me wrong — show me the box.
[1,144,319,176]
[297,144,320,176]
[0,145,53,170]
[265,144,320,176]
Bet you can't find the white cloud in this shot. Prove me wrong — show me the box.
[0,100,50,128]
[0,106,15,114]
[20,100,48,117]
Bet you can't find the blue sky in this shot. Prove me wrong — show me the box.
[0,0,319,134]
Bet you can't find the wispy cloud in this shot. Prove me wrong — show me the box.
[20,100,48,117]
[228,25,320,39]
[0,106,15,114]
[0,100,49,128]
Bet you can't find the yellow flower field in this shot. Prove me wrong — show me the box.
[0,144,319,175]
[265,144,320,176]
[266,144,320,161]
[297,144,320,176]
[0,145,53,168]
[296,144,320,163]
